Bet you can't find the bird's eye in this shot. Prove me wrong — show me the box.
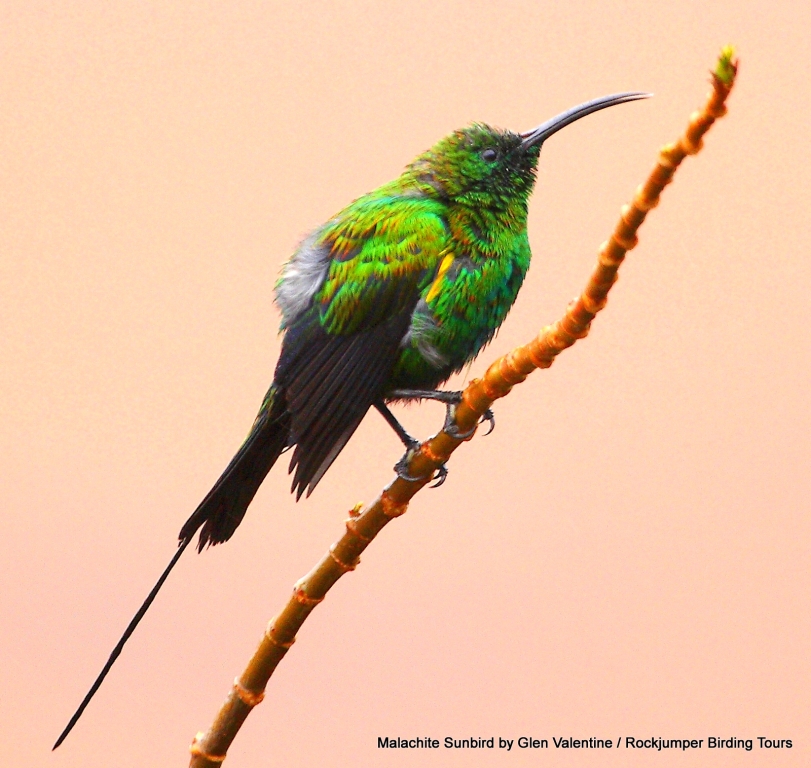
[481,148,498,162]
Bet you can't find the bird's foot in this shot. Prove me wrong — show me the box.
[389,389,495,440]
[393,440,448,487]
[442,402,495,440]
[376,400,449,487]
[429,463,449,488]
[383,391,494,487]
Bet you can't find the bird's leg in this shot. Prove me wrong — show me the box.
[374,401,419,450]
[374,401,448,487]
[387,388,495,439]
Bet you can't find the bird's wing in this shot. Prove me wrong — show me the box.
[275,195,448,497]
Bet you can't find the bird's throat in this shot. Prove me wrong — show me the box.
[447,202,528,258]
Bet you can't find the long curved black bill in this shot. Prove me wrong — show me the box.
[521,91,651,149]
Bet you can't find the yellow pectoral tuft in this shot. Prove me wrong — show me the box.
[426,253,455,303]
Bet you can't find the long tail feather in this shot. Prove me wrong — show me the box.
[54,385,291,749]
[53,538,191,749]
[179,384,291,551]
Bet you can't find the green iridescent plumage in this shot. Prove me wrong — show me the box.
[177,91,649,549]
[307,130,536,392]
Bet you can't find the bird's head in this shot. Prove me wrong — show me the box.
[411,92,650,216]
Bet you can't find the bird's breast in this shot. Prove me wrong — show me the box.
[389,239,531,390]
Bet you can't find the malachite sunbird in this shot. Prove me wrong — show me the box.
[55,91,649,748]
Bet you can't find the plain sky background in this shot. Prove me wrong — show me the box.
[2,1,809,766]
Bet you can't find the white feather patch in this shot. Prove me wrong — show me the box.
[275,231,331,326]
[401,298,449,369]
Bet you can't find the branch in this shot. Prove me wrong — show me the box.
[188,47,738,766]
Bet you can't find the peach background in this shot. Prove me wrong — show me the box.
[2,2,809,766]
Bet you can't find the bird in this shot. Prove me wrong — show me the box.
[54,90,649,749]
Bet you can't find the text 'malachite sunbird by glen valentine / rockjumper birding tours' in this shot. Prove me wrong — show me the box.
[55,90,650,748]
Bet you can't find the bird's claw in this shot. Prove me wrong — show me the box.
[429,463,449,488]
[394,442,450,487]
[394,440,421,482]
[443,403,496,440]
[443,401,475,440]
[480,408,495,436]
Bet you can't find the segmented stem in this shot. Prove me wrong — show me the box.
[188,48,737,767]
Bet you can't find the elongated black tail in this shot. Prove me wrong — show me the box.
[179,383,292,551]
[53,385,291,749]
[53,538,191,749]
